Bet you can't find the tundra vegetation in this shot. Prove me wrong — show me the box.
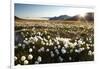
[15,18,94,65]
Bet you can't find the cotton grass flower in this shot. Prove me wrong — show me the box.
[46,48,49,52]
[37,56,42,62]
[44,30,47,34]
[24,60,29,65]
[28,54,33,60]
[80,47,85,51]
[55,49,59,55]
[37,32,41,36]
[82,41,85,44]
[64,43,69,48]
[73,42,77,46]
[32,42,34,44]
[40,47,45,52]
[89,37,92,41]
[86,44,89,47]
[38,49,41,53]
[29,37,34,40]
[58,45,61,49]
[21,56,26,61]
[50,51,54,57]
[22,44,25,49]
[46,42,49,46]
[90,44,93,47]
[15,46,18,49]
[69,43,75,48]
[25,38,28,41]
[14,56,17,61]
[89,40,92,43]
[75,49,81,53]
[69,57,72,61]
[34,36,38,42]
[29,48,33,53]
[49,40,54,46]
[37,36,43,40]
[88,50,93,56]
[26,32,29,35]
[54,46,57,49]
[23,40,29,45]
[41,41,45,45]
[33,46,35,49]
[35,61,39,64]
[56,40,60,45]
[87,46,90,50]
[61,47,66,54]
[38,47,45,52]
[59,56,63,62]
[43,38,48,42]
[86,38,89,41]
[49,42,53,46]
[47,35,50,39]
[78,40,83,45]
[32,27,35,30]
[70,49,73,53]
[18,43,21,47]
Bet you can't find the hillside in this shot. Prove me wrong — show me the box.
[49,15,71,20]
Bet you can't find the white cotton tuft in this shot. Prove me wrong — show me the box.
[24,60,29,65]
[21,56,26,61]
[28,54,33,60]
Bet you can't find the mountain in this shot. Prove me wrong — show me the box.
[15,16,22,20]
[15,16,49,20]
[15,12,94,21]
[66,15,79,21]
[67,12,94,21]
[49,15,71,20]
[85,12,94,21]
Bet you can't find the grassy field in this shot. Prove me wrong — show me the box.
[15,20,94,65]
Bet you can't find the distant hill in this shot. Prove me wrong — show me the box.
[49,15,71,20]
[66,15,79,21]
[67,12,94,21]
[85,12,94,21]
[15,16,49,20]
[15,16,23,20]
[15,12,94,22]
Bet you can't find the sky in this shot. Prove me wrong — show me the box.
[15,3,94,18]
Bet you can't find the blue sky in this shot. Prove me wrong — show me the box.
[15,4,94,18]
